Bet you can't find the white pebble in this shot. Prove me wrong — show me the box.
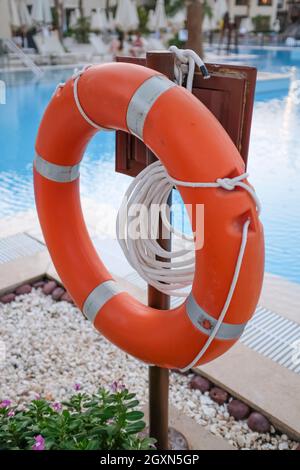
[0,289,298,451]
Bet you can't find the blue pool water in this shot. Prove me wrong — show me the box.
[0,49,300,284]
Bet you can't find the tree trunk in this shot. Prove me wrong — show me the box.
[54,0,64,41]
[186,0,204,57]
[79,0,84,18]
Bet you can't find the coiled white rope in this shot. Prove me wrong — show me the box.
[116,159,261,371]
[117,160,195,297]
[116,159,261,298]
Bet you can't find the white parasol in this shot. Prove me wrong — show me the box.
[115,0,139,32]
[31,0,53,24]
[151,0,168,31]
[90,7,107,31]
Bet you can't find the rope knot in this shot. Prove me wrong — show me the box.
[216,173,249,191]
[216,177,236,191]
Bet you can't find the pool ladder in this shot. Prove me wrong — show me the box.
[3,39,43,79]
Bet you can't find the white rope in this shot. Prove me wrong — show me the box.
[117,161,195,298]
[116,160,261,298]
[54,65,111,131]
[169,45,210,91]
[72,65,108,131]
[180,219,250,372]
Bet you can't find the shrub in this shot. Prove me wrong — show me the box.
[0,383,155,450]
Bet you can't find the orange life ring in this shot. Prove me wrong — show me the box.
[34,63,264,370]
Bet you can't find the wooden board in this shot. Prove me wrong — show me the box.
[115,54,257,177]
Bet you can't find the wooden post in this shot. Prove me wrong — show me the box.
[146,51,174,451]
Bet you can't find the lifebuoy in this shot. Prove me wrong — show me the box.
[34,63,264,370]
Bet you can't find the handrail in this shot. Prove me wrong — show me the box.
[3,39,44,79]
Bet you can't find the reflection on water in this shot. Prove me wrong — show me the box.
[0,66,299,284]
[248,81,300,283]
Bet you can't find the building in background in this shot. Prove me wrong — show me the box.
[227,1,279,31]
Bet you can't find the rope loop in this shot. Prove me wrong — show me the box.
[169,45,210,92]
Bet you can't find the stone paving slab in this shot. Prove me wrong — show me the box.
[143,405,234,451]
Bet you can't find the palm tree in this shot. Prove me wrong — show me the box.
[147,0,206,55]
[186,0,204,56]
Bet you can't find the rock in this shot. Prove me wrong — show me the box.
[209,387,229,405]
[15,284,32,296]
[0,293,16,304]
[202,405,216,419]
[32,280,46,289]
[52,288,65,301]
[189,375,212,393]
[61,292,74,304]
[237,435,246,448]
[248,412,271,433]
[278,442,289,451]
[42,281,57,295]
[228,399,251,420]
[171,368,191,376]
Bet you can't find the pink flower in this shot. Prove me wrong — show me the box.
[51,402,62,412]
[74,383,81,391]
[32,435,45,451]
[8,410,15,418]
[0,400,11,409]
[110,380,126,393]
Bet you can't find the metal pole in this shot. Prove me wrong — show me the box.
[146,51,174,451]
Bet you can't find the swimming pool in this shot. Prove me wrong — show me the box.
[0,48,299,284]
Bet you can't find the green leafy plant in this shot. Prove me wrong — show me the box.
[71,16,91,44]
[252,15,271,33]
[0,383,155,450]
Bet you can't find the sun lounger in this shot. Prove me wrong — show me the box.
[33,31,81,65]
[89,34,112,61]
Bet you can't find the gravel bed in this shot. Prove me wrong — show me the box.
[0,288,298,451]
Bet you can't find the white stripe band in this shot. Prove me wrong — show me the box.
[34,154,80,183]
[126,75,176,139]
[83,280,121,323]
[186,294,246,341]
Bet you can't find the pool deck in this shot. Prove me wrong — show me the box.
[0,58,293,97]
[0,208,300,440]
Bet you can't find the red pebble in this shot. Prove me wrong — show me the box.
[61,292,74,304]
[189,375,212,393]
[228,399,251,420]
[209,387,229,405]
[52,287,65,301]
[42,281,57,295]
[15,284,32,295]
[247,412,271,433]
[32,280,46,289]
[0,293,16,304]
